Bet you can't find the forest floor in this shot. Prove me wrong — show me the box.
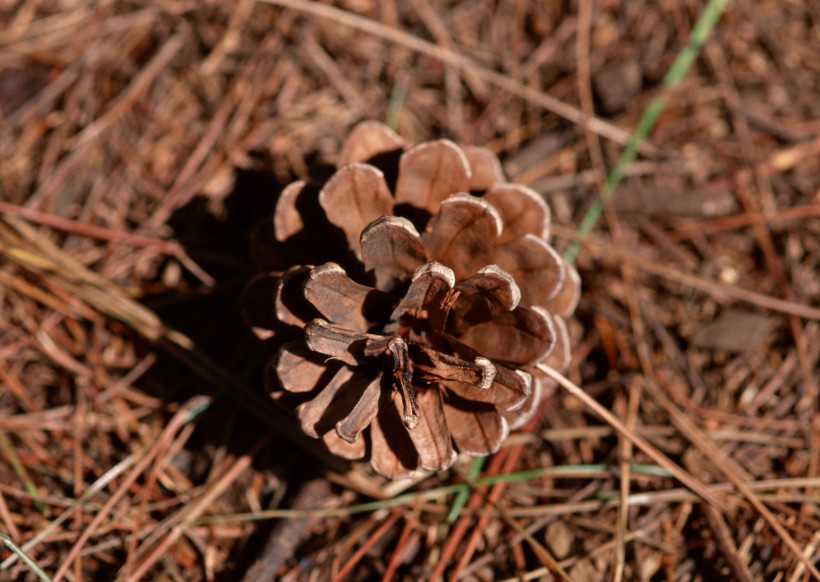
[1,0,819,580]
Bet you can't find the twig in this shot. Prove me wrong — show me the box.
[564,0,731,263]
[52,396,211,582]
[460,473,571,582]
[536,364,728,512]
[704,505,754,582]
[27,32,185,207]
[121,446,259,582]
[551,224,820,321]
[539,364,820,580]
[0,457,136,571]
[0,201,214,286]
[0,535,50,582]
[258,0,643,151]
[574,0,635,578]
[242,478,332,581]
[332,510,402,582]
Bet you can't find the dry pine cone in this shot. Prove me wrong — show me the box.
[243,122,580,480]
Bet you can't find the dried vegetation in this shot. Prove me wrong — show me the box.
[0,0,819,580]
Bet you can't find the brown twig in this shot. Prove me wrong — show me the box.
[260,0,651,153]
[551,224,820,321]
[704,504,754,582]
[539,364,820,580]
[332,510,402,582]
[242,478,332,581]
[52,395,211,582]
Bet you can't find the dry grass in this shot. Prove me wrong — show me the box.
[1,0,819,580]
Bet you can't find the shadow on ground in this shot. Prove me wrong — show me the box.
[133,160,331,577]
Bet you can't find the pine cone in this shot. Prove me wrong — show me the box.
[243,122,580,480]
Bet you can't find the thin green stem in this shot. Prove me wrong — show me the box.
[447,456,486,523]
[564,0,730,264]
[187,463,671,525]
[1,534,52,582]
[0,430,48,517]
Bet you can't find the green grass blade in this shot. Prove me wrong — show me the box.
[187,463,671,525]
[0,430,49,517]
[563,0,730,264]
[447,456,486,523]
[1,534,52,582]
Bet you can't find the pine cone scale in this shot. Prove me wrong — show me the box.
[443,366,531,412]
[492,235,565,306]
[335,373,382,443]
[388,261,455,334]
[394,140,471,211]
[544,262,582,318]
[411,344,496,388]
[318,163,394,257]
[323,430,367,460]
[449,265,521,333]
[337,120,404,167]
[275,266,318,327]
[303,319,382,366]
[296,365,356,438]
[273,341,330,393]
[462,145,505,192]
[360,216,427,291]
[304,262,375,331]
[370,391,417,480]
[456,306,556,366]
[405,388,457,472]
[483,183,551,242]
[442,394,509,455]
[421,195,502,280]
